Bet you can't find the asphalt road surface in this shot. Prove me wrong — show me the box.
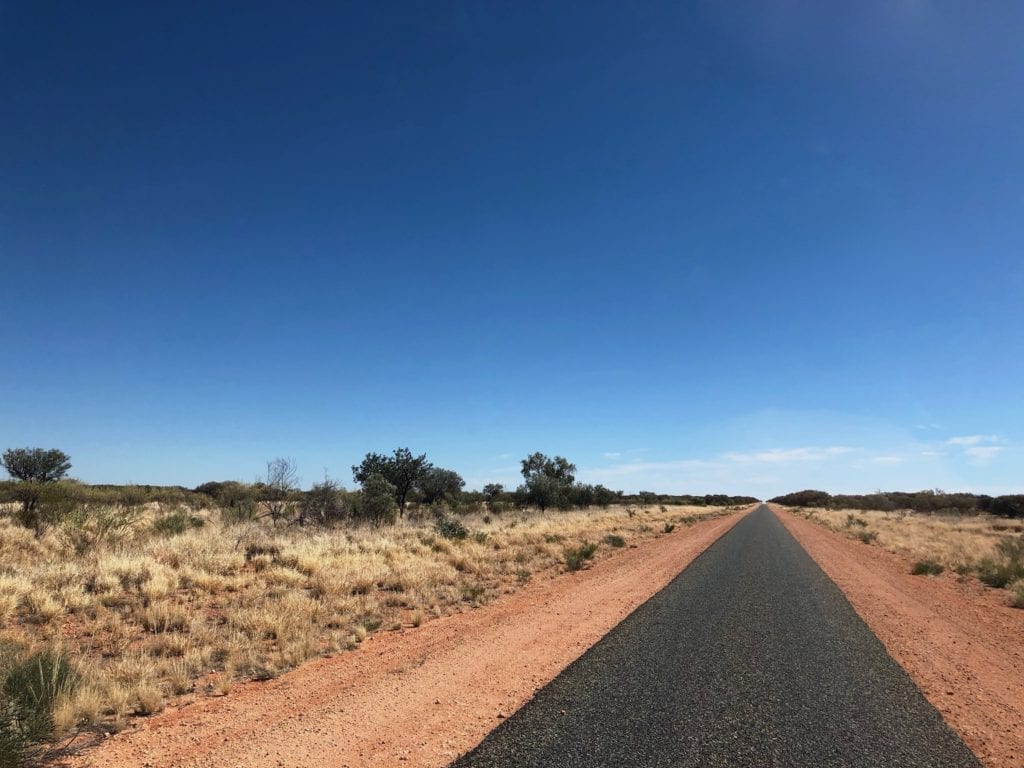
[450,505,980,767]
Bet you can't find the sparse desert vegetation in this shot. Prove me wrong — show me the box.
[0,446,747,761]
[782,505,1024,605]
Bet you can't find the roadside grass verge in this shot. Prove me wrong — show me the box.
[0,502,733,741]
[788,506,1024,604]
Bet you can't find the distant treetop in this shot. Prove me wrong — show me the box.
[1,448,72,483]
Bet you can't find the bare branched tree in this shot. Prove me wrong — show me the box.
[263,457,298,526]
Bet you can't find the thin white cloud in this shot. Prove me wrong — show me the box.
[722,446,853,464]
[946,435,1002,446]
[581,458,717,480]
[872,456,905,464]
[965,445,1004,461]
[602,451,622,459]
[942,435,1006,464]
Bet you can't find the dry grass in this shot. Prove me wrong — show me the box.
[0,502,731,734]
[790,506,1024,583]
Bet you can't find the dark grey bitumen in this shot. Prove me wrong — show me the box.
[449,505,980,768]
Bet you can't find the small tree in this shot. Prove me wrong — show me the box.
[352,448,431,518]
[417,467,465,506]
[359,473,398,526]
[262,458,298,526]
[482,483,504,504]
[520,452,576,485]
[569,483,595,509]
[518,475,562,512]
[593,485,618,509]
[1,448,73,535]
[301,477,347,525]
[519,452,577,512]
[1,449,72,483]
[991,495,1024,519]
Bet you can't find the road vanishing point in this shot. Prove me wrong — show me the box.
[450,504,980,768]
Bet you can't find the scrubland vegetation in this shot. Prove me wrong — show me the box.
[783,504,1024,608]
[0,446,748,763]
[770,488,1024,518]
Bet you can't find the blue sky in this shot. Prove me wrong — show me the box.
[2,2,1022,498]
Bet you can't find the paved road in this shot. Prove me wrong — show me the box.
[450,505,980,767]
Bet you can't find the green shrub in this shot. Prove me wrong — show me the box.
[663,522,676,534]
[977,538,1024,588]
[855,530,878,544]
[844,514,868,529]
[911,559,944,576]
[1009,581,1024,609]
[565,541,598,572]
[603,534,626,548]
[435,516,468,541]
[152,507,205,537]
[60,502,140,554]
[0,644,78,766]
[10,481,82,537]
[0,703,29,768]
[220,495,258,525]
[356,474,399,526]
[116,485,148,514]
[301,479,348,525]
[461,583,486,603]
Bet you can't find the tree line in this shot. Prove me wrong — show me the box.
[1,446,758,537]
[769,488,1024,519]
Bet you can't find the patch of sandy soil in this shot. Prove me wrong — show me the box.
[775,505,1024,768]
[62,509,749,768]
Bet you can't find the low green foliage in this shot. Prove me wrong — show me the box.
[1008,581,1024,609]
[461,582,486,603]
[564,541,598,572]
[60,501,141,554]
[301,479,348,525]
[0,644,78,767]
[435,516,468,541]
[151,507,205,537]
[662,522,676,534]
[854,529,878,544]
[911,559,944,576]
[357,473,399,526]
[603,534,626,548]
[976,538,1024,588]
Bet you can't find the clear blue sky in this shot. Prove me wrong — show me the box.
[2,2,1022,498]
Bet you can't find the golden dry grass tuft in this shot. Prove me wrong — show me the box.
[0,502,733,735]
[789,506,1024,587]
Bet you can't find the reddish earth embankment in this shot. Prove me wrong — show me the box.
[63,509,749,768]
[775,505,1024,768]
